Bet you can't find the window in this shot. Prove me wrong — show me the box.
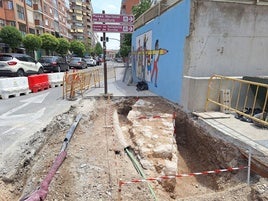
[26,56,35,62]
[17,5,25,20]
[26,0,32,7]
[44,3,47,13]
[7,1,13,9]
[18,23,26,36]
[0,0,3,7]
[7,21,16,26]
[16,56,27,62]
[29,28,35,34]
[0,19,5,27]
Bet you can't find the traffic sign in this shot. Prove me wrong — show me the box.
[93,24,134,33]
[93,13,134,23]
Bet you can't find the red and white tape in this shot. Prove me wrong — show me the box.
[119,166,248,186]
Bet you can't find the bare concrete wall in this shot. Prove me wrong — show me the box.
[184,1,268,77]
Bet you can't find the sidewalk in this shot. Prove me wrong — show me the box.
[84,67,157,97]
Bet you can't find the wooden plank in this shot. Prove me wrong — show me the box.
[193,112,230,119]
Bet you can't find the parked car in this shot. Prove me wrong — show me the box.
[38,56,69,72]
[95,57,102,65]
[84,57,96,67]
[0,53,44,77]
[69,57,87,69]
[115,57,123,63]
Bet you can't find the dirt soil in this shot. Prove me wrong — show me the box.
[0,97,268,201]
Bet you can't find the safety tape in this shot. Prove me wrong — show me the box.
[119,166,248,186]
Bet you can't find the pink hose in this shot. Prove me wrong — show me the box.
[23,151,67,201]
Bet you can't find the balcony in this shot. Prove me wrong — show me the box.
[34,19,44,28]
[33,4,42,13]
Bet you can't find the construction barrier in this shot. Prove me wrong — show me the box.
[63,67,116,100]
[118,166,248,200]
[205,75,268,127]
[47,72,64,88]
[0,77,30,99]
[28,74,50,93]
[0,67,117,100]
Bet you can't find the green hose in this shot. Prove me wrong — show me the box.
[124,147,157,201]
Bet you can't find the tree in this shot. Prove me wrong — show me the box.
[119,34,132,58]
[132,0,152,19]
[40,33,59,55]
[119,45,131,58]
[0,26,22,52]
[84,39,93,56]
[23,34,42,56]
[70,40,86,57]
[56,38,70,56]
[94,42,103,56]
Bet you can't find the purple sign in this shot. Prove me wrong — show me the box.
[93,24,134,33]
[92,14,134,23]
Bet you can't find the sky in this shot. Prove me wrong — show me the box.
[91,0,122,50]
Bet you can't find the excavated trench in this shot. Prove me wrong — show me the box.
[1,97,266,201]
[115,97,264,200]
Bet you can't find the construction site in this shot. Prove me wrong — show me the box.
[1,0,268,200]
[0,66,267,201]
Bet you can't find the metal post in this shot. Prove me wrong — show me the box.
[247,149,252,185]
[102,10,108,95]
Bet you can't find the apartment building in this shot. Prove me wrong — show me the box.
[0,0,70,37]
[69,0,94,46]
[121,0,140,15]
[0,0,95,51]
[33,0,71,39]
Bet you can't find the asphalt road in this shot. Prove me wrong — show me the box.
[0,83,79,169]
[0,61,123,165]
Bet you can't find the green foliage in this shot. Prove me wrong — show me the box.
[56,38,70,56]
[132,0,152,19]
[122,34,132,46]
[40,33,59,55]
[70,40,86,57]
[119,34,132,58]
[94,42,103,56]
[23,34,42,51]
[84,39,93,55]
[119,45,131,58]
[0,26,22,52]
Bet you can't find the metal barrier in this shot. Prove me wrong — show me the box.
[63,67,116,100]
[205,74,268,127]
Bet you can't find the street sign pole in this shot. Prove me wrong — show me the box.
[102,10,108,95]
[93,12,134,95]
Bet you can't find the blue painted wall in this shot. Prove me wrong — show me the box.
[132,0,191,104]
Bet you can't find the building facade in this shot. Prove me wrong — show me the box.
[69,0,94,46]
[0,0,96,52]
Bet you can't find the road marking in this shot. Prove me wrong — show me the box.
[0,92,49,134]
[0,92,49,117]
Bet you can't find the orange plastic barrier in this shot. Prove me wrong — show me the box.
[28,74,50,93]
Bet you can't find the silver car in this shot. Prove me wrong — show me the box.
[0,53,44,77]
[84,57,96,67]
[69,57,87,69]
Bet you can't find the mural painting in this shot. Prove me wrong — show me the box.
[133,30,168,87]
